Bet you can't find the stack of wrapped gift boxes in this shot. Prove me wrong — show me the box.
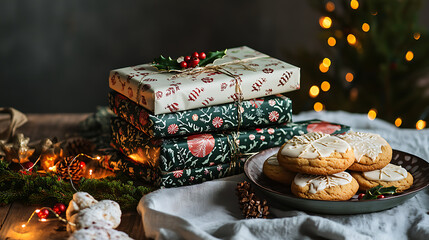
[104,46,349,188]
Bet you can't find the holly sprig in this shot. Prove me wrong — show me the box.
[361,185,397,200]
[153,49,227,71]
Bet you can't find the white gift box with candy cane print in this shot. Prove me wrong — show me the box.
[109,46,300,115]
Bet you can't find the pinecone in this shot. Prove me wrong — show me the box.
[61,137,95,157]
[236,181,270,219]
[55,156,83,182]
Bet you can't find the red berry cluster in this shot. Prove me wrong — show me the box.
[180,52,206,68]
[37,203,66,220]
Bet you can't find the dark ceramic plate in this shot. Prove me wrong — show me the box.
[244,147,429,214]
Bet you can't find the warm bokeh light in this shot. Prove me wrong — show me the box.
[309,85,320,98]
[368,109,377,120]
[321,81,331,91]
[416,120,426,130]
[345,72,354,82]
[319,16,332,29]
[350,88,359,101]
[326,1,335,12]
[319,63,329,73]
[350,0,359,9]
[371,12,378,16]
[362,23,370,32]
[322,58,331,67]
[35,209,40,213]
[405,51,414,61]
[347,34,357,45]
[413,32,421,40]
[22,224,26,228]
[395,118,402,127]
[314,102,324,112]
[327,37,336,46]
[40,219,47,222]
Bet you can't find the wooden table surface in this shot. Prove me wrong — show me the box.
[0,113,146,240]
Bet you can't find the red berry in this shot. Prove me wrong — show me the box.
[190,57,200,67]
[377,195,385,199]
[358,193,365,200]
[192,52,199,58]
[37,209,50,219]
[22,161,34,171]
[199,52,206,60]
[184,56,191,62]
[79,161,86,169]
[180,61,187,68]
[53,203,66,215]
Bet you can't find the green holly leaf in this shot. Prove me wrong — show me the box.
[153,55,180,71]
[152,49,227,71]
[362,185,397,200]
[199,49,227,67]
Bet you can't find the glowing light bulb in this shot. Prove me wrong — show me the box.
[350,0,359,9]
[35,209,40,213]
[22,224,26,228]
[314,102,324,112]
[40,219,47,222]
[322,58,331,67]
[416,120,426,130]
[326,2,335,12]
[362,23,370,32]
[347,34,357,45]
[319,16,332,29]
[413,32,421,40]
[345,73,354,82]
[368,109,377,120]
[405,51,414,61]
[321,81,330,92]
[309,85,320,98]
[95,156,101,160]
[327,37,336,46]
[395,118,402,127]
[319,63,329,73]
[89,169,93,176]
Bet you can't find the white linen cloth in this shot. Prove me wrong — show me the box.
[137,111,429,240]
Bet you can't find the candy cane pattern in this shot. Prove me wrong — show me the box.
[165,103,179,112]
[155,91,163,100]
[278,71,292,87]
[201,97,214,106]
[251,78,267,92]
[188,87,205,101]
[201,77,214,83]
[220,82,227,91]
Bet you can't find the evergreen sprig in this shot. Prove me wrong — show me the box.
[0,159,155,210]
[362,185,397,200]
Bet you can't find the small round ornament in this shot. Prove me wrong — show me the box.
[358,193,365,200]
[22,161,34,171]
[79,161,86,169]
[37,208,50,219]
[184,56,191,62]
[180,61,187,68]
[377,195,385,199]
[53,203,66,215]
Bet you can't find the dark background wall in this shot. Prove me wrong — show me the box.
[1,0,428,113]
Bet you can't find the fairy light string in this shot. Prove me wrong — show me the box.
[20,153,101,230]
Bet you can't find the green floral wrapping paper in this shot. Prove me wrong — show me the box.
[109,91,292,138]
[97,151,244,187]
[110,117,350,172]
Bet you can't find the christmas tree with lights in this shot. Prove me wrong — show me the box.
[290,0,429,129]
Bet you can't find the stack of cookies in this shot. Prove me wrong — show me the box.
[263,131,413,201]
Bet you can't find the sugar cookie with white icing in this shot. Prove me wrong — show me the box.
[263,154,296,185]
[339,131,392,172]
[291,171,359,201]
[351,164,413,193]
[277,132,354,175]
